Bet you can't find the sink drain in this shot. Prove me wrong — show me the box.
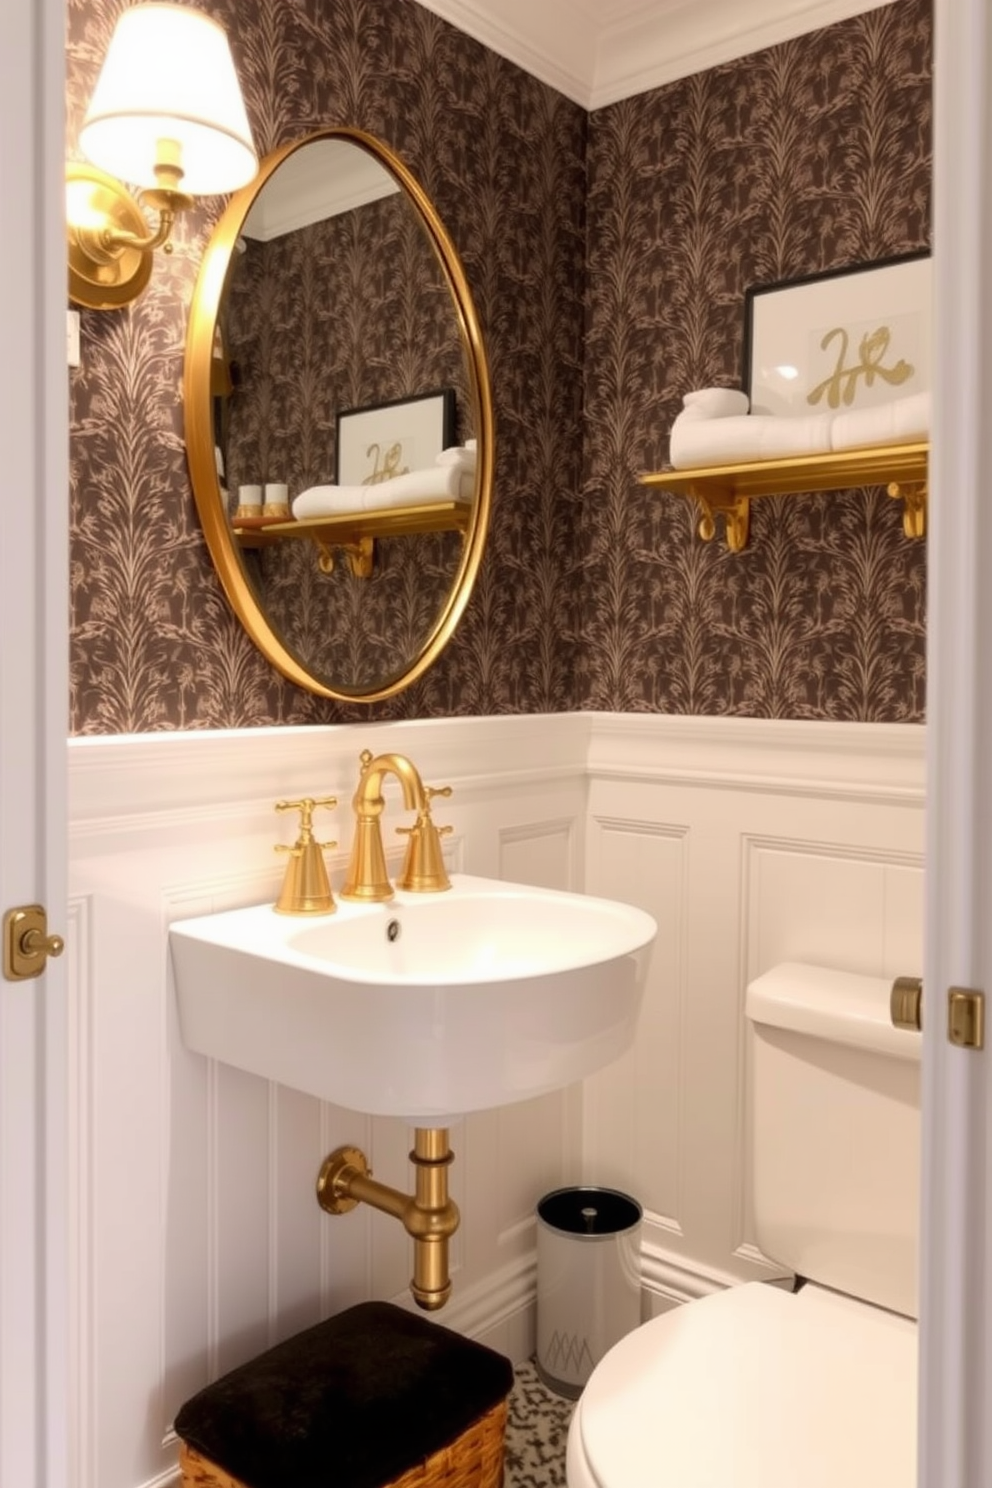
[386,919,401,943]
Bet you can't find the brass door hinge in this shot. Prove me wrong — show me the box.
[890,977,985,1050]
[948,987,984,1050]
[3,905,65,982]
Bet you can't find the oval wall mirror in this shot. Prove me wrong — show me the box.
[184,127,493,702]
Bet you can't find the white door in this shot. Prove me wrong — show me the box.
[921,1,992,1480]
[1,0,69,1483]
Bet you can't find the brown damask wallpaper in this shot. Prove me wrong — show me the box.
[67,0,930,732]
[574,0,930,718]
[68,0,587,729]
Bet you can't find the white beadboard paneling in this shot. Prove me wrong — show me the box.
[67,713,925,1488]
[271,1086,325,1345]
[213,1063,272,1378]
[581,818,688,1224]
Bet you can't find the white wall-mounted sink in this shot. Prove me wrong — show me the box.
[169,875,657,1121]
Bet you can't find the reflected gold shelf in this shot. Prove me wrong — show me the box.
[234,500,471,578]
[641,441,928,551]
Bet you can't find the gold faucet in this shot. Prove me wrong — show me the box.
[340,750,452,901]
[273,797,337,915]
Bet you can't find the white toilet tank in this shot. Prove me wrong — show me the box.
[747,962,921,1319]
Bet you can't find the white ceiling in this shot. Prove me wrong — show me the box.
[413,0,898,110]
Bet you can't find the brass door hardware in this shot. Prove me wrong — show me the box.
[948,987,985,1050]
[889,975,985,1050]
[890,975,923,1032]
[4,905,65,982]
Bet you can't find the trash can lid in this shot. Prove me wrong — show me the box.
[538,1186,642,1237]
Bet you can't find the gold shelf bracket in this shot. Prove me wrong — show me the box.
[313,535,375,579]
[642,442,929,552]
[887,479,927,540]
[692,487,750,552]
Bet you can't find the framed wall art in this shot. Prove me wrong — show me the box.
[743,252,931,418]
[335,387,456,486]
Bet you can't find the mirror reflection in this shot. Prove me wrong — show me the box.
[185,128,492,702]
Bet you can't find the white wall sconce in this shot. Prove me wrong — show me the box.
[66,3,258,310]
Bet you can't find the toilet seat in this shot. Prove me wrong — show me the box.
[566,1281,917,1488]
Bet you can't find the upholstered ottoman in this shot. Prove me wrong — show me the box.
[174,1301,514,1488]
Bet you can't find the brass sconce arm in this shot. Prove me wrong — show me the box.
[67,143,194,311]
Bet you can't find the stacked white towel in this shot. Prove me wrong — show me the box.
[292,464,474,520]
[668,387,930,470]
[830,391,930,452]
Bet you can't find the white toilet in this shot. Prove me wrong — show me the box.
[566,962,920,1488]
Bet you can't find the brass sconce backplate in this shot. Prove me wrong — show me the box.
[66,161,154,310]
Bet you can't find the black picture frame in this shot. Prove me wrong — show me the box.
[335,387,456,485]
[742,250,931,417]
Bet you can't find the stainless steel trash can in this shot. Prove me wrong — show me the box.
[535,1186,642,1398]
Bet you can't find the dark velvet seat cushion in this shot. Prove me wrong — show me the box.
[174,1301,514,1488]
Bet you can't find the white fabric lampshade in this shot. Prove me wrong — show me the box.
[79,3,257,196]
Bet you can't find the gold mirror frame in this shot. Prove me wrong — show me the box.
[184,126,493,703]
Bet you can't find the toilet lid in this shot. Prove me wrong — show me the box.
[573,1281,917,1488]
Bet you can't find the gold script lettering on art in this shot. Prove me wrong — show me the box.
[807,324,914,409]
[363,441,409,485]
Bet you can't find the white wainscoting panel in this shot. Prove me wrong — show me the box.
[584,715,925,1310]
[68,716,585,1488]
[67,712,924,1487]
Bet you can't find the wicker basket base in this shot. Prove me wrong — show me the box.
[179,1397,509,1488]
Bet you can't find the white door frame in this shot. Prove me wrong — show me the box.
[0,0,69,1482]
[920,1,992,1480]
[4,0,990,1484]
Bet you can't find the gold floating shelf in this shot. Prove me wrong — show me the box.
[641,441,928,552]
[234,500,470,579]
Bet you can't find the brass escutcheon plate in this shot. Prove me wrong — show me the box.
[316,1144,369,1214]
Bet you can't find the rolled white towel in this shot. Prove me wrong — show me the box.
[292,484,367,519]
[670,412,833,469]
[830,391,930,452]
[678,387,751,420]
[436,441,477,472]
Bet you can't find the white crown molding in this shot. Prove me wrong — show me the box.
[412,0,596,106]
[590,0,901,108]
[413,0,901,109]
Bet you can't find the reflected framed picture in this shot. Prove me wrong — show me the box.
[743,252,931,418]
[335,387,456,486]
